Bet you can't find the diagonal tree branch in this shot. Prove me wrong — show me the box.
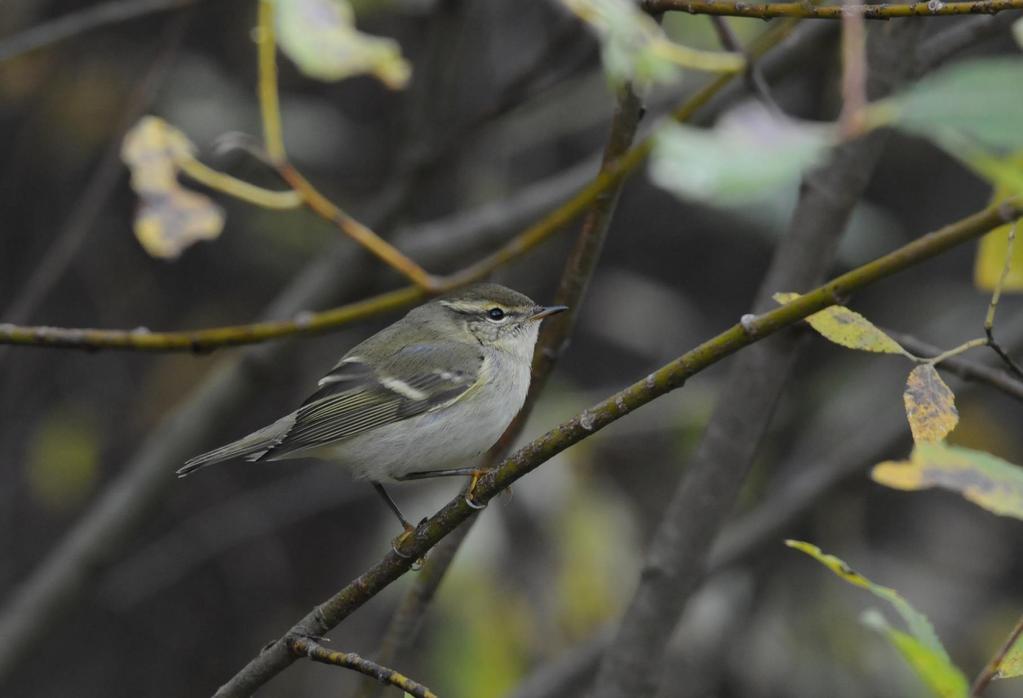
[0,0,204,63]
[589,19,924,698]
[0,18,802,354]
[212,198,1022,697]
[357,80,646,698]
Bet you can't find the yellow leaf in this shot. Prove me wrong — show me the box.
[903,364,959,444]
[772,292,912,356]
[974,151,1023,292]
[121,116,225,259]
[787,540,965,697]
[872,442,1023,520]
[121,115,195,192]
[135,190,225,260]
[275,0,411,88]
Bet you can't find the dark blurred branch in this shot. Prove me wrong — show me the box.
[212,200,1023,697]
[0,0,202,62]
[285,636,437,698]
[709,17,780,112]
[916,11,1023,66]
[590,20,923,698]
[358,80,646,698]
[971,612,1023,696]
[644,0,1023,18]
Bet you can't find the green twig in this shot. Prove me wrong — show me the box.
[644,0,1023,19]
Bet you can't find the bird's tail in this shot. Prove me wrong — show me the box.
[177,415,295,477]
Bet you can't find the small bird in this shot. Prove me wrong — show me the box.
[178,283,567,533]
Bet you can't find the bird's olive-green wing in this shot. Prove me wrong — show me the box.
[258,342,483,459]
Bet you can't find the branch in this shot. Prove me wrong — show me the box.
[971,612,1023,696]
[285,636,437,698]
[0,20,799,354]
[0,0,202,63]
[590,19,924,698]
[358,77,647,698]
[212,200,1023,698]
[643,0,1023,19]
[0,149,593,684]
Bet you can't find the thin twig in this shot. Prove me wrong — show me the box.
[0,0,202,63]
[889,332,1023,402]
[984,221,1023,379]
[644,0,1023,19]
[286,636,437,698]
[970,612,1023,696]
[709,17,780,112]
[838,0,868,138]
[212,200,1023,698]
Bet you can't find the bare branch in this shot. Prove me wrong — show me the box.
[286,636,437,698]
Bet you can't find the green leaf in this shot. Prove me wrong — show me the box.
[786,541,949,657]
[26,409,101,512]
[887,58,1023,152]
[861,610,970,698]
[872,442,1023,520]
[772,292,913,356]
[996,628,1023,679]
[561,0,743,86]
[275,0,410,88]
[904,364,958,444]
[649,104,833,206]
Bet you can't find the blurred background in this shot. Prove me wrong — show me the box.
[1,1,1022,696]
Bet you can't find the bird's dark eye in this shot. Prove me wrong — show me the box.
[486,307,505,321]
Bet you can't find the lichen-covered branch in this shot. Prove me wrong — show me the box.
[644,0,1023,19]
[286,636,437,698]
[213,200,1023,698]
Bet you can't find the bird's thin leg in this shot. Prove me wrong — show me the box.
[373,482,423,561]
[372,481,413,530]
[398,468,488,510]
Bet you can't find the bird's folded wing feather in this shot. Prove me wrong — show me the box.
[258,341,484,459]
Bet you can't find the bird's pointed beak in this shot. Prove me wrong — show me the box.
[528,304,569,321]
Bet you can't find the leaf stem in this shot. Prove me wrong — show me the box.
[176,156,301,209]
[922,337,989,366]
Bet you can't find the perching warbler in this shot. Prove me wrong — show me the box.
[178,283,567,531]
